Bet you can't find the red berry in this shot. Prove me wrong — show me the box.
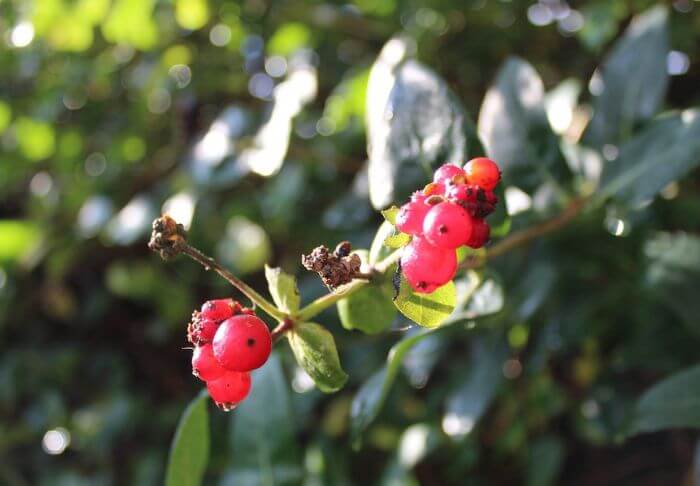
[423,202,473,250]
[446,183,480,203]
[192,344,226,381]
[396,193,430,235]
[466,219,490,248]
[433,164,465,184]
[464,157,501,190]
[401,237,457,294]
[201,299,235,322]
[213,315,272,372]
[188,316,220,345]
[206,370,251,409]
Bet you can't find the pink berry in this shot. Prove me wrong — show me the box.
[213,315,272,372]
[201,299,235,322]
[464,157,501,190]
[466,219,490,249]
[423,202,473,250]
[396,193,430,235]
[206,370,251,409]
[433,164,465,184]
[400,237,457,294]
[446,183,480,202]
[188,317,219,345]
[192,344,226,381]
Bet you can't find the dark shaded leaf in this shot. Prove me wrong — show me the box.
[288,322,348,392]
[165,391,209,486]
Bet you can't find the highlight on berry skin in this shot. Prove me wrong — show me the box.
[398,158,502,294]
[188,299,271,410]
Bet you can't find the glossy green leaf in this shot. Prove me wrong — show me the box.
[369,220,403,264]
[350,328,443,444]
[584,6,669,148]
[630,363,700,434]
[165,391,209,486]
[287,322,348,393]
[337,278,397,335]
[598,110,700,206]
[394,276,456,328]
[228,353,301,484]
[380,206,400,225]
[443,337,508,439]
[477,57,565,189]
[264,265,300,313]
[366,38,476,208]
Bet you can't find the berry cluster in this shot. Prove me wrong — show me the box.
[188,299,271,410]
[397,157,502,294]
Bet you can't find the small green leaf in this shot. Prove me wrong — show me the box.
[369,220,400,264]
[394,276,456,328]
[384,232,410,249]
[165,391,209,486]
[264,265,300,313]
[287,322,348,393]
[630,363,700,435]
[380,206,400,225]
[337,278,397,335]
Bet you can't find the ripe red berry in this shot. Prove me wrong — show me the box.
[396,193,430,235]
[401,237,457,293]
[192,344,226,381]
[188,316,220,345]
[213,314,272,372]
[423,202,473,250]
[446,183,480,203]
[206,370,251,409]
[464,157,501,191]
[433,163,465,184]
[201,299,235,322]
[466,218,490,249]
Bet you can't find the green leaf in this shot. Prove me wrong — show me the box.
[584,6,669,148]
[598,110,700,206]
[526,436,565,486]
[227,353,301,484]
[264,265,300,313]
[0,220,41,263]
[287,322,348,393]
[350,328,443,444]
[366,38,477,209]
[630,363,700,434]
[337,278,397,335]
[644,232,700,336]
[380,206,400,225]
[394,276,456,328]
[384,232,410,249]
[369,220,402,264]
[165,391,209,486]
[477,57,566,190]
[444,337,508,439]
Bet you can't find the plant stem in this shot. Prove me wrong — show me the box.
[460,196,589,269]
[181,245,287,321]
[271,318,294,343]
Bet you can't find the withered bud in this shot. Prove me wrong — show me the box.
[302,242,363,290]
[148,214,188,260]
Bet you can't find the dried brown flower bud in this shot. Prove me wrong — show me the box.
[302,242,363,290]
[148,215,188,260]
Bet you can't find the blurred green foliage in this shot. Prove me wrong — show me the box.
[2,0,700,485]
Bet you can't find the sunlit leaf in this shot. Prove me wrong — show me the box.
[337,279,397,335]
[267,23,312,56]
[175,0,210,31]
[264,265,300,314]
[15,118,55,161]
[394,276,456,328]
[287,322,348,393]
[598,110,700,206]
[584,6,669,148]
[0,220,41,262]
[165,391,209,486]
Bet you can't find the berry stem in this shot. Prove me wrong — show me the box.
[460,196,590,269]
[271,318,294,343]
[180,245,287,322]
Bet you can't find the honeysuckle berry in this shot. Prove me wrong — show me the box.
[200,299,236,322]
[192,344,226,381]
[188,316,219,345]
[423,202,473,250]
[401,236,457,293]
[446,183,480,203]
[464,157,501,191]
[213,314,272,372]
[466,218,490,249]
[433,163,465,185]
[206,370,251,410]
[396,193,430,235]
